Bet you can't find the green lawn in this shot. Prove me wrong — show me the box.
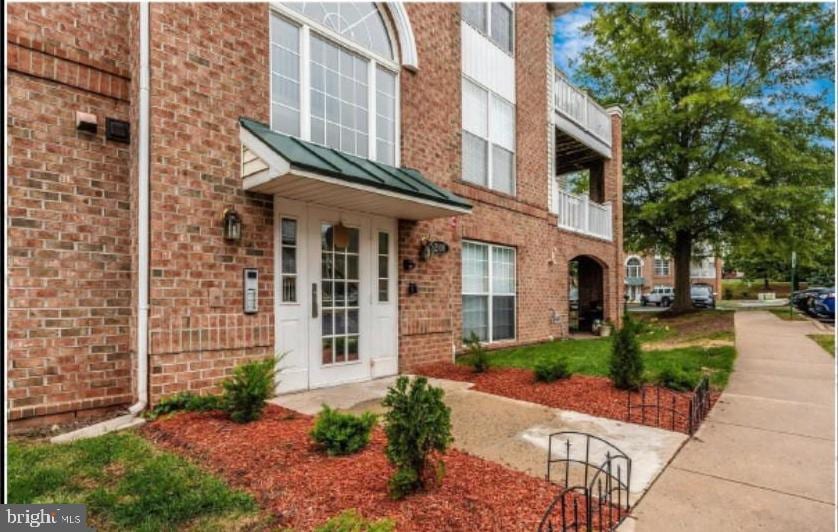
[460,311,737,389]
[768,308,808,321]
[807,334,835,356]
[8,432,267,531]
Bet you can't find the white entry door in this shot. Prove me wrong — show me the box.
[274,198,397,393]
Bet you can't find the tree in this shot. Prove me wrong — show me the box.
[575,4,834,310]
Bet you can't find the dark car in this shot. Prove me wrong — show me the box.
[809,289,835,321]
[791,287,826,312]
[691,284,716,309]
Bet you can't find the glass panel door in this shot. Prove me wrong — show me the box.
[320,222,361,365]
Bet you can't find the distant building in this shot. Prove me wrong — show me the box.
[624,248,723,302]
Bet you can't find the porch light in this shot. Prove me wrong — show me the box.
[332,221,350,249]
[222,207,242,242]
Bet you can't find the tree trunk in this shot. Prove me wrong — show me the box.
[763,276,770,290]
[672,230,694,312]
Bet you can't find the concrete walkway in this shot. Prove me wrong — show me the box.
[272,376,686,500]
[623,311,836,531]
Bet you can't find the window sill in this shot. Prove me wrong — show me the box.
[454,179,517,202]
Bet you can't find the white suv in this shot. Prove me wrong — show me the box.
[642,287,674,307]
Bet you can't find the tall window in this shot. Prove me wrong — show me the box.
[462,241,516,342]
[270,4,398,164]
[626,257,641,278]
[461,3,514,53]
[280,218,297,302]
[462,77,515,194]
[654,257,670,276]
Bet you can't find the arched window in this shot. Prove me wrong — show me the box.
[626,257,641,278]
[270,3,399,165]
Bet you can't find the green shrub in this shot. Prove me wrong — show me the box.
[533,357,571,382]
[315,509,395,532]
[310,405,377,456]
[609,316,645,390]
[656,367,698,392]
[144,392,223,420]
[382,376,452,499]
[221,357,278,423]
[464,332,490,373]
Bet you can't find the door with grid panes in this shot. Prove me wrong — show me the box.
[274,199,397,392]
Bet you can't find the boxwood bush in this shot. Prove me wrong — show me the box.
[310,405,377,456]
[533,357,571,382]
[221,357,278,423]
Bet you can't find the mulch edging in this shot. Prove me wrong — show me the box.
[142,405,571,531]
[416,363,719,434]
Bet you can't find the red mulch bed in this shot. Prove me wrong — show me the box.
[142,405,587,531]
[416,363,720,435]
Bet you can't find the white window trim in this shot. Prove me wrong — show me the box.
[460,2,515,56]
[654,256,671,276]
[462,75,516,195]
[269,4,401,166]
[462,240,517,343]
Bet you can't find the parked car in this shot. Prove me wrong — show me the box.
[641,286,674,307]
[690,284,716,308]
[793,287,829,313]
[809,289,835,321]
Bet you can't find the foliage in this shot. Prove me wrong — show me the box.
[533,357,571,382]
[315,509,395,532]
[144,392,223,420]
[464,332,490,373]
[609,316,645,390]
[381,376,452,499]
[8,433,260,529]
[221,357,278,423]
[655,366,698,392]
[575,3,835,311]
[310,406,377,456]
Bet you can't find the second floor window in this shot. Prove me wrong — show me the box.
[626,257,641,278]
[270,4,398,165]
[462,77,516,194]
[654,257,670,276]
[461,3,514,54]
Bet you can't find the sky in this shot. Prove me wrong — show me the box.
[552,3,835,107]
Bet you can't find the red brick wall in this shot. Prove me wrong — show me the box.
[7,3,134,426]
[144,3,275,402]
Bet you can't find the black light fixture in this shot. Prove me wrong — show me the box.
[222,207,242,242]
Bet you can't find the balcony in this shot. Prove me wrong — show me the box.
[555,189,613,241]
[553,70,613,164]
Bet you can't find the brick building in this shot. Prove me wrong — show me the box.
[6,2,623,429]
[623,250,724,303]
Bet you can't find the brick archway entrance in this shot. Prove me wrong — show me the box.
[569,255,606,334]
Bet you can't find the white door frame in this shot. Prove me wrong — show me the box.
[274,197,398,393]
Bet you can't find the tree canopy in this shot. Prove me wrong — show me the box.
[574,3,834,308]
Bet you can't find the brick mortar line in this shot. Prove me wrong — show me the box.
[670,466,836,506]
[8,40,131,80]
[8,68,130,103]
[150,343,274,356]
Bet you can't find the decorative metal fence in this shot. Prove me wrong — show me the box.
[626,376,711,435]
[539,432,632,532]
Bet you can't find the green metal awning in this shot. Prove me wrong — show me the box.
[239,117,471,220]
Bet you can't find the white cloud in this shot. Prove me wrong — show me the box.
[553,5,595,76]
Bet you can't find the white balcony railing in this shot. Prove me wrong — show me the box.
[555,189,613,241]
[554,70,612,147]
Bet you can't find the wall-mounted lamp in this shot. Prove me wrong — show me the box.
[222,207,242,242]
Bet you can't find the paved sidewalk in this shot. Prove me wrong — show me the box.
[623,311,836,531]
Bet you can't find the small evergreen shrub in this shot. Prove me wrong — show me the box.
[382,376,452,499]
[221,357,278,423]
[310,405,377,456]
[315,509,395,532]
[144,392,223,420]
[464,332,490,373]
[656,367,698,392]
[533,357,571,382]
[609,316,645,390]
